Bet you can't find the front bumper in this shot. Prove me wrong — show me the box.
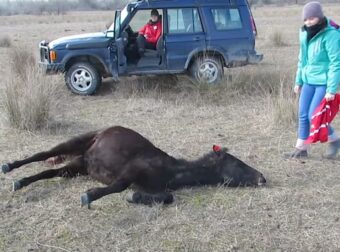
[38,61,64,74]
[38,40,64,73]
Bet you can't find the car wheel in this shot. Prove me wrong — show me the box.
[190,56,223,85]
[65,62,101,95]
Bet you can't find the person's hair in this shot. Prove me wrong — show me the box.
[151,9,159,17]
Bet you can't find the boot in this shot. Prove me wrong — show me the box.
[324,139,340,159]
[283,148,308,159]
[138,48,145,57]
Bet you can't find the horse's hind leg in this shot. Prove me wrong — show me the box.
[126,191,174,205]
[1,130,97,174]
[13,156,86,191]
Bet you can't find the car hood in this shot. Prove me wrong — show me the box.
[49,32,112,50]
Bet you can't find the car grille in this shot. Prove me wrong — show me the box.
[39,42,49,63]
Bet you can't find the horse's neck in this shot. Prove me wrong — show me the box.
[167,157,218,189]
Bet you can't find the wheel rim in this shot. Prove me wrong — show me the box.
[70,67,93,92]
[197,61,219,84]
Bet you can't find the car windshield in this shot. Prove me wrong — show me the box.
[107,5,129,32]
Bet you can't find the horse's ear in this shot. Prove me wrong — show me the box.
[213,145,222,156]
[213,145,228,156]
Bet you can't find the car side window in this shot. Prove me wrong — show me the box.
[129,9,159,31]
[211,8,243,30]
[168,8,203,34]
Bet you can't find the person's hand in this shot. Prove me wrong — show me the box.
[144,34,148,39]
[325,93,335,102]
[294,85,301,94]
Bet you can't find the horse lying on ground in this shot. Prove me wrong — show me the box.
[1,126,266,208]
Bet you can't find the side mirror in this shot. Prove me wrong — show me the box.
[106,30,114,38]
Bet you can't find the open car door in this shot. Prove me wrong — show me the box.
[110,10,127,79]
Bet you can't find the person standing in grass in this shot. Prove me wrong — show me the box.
[286,1,340,159]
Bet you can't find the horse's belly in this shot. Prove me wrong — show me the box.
[87,166,116,185]
[84,154,119,185]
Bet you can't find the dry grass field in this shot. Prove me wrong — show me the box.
[1,4,340,251]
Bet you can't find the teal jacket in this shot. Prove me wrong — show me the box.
[295,19,340,94]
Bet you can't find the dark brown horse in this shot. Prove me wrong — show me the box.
[1,126,266,207]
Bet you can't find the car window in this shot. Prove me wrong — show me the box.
[129,9,162,32]
[168,8,203,34]
[121,6,129,24]
[211,8,243,30]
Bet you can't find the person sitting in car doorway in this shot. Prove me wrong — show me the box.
[137,9,162,56]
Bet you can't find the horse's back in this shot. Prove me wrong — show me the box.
[83,126,164,184]
[99,126,156,149]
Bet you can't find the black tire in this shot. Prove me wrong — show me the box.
[65,62,101,95]
[189,56,223,85]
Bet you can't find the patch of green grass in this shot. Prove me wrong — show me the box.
[56,228,73,243]
[0,237,5,251]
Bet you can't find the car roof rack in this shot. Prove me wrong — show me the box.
[130,0,244,6]
[132,0,236,2]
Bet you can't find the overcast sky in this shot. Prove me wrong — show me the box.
[0,0,76,2]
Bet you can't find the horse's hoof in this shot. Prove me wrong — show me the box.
[13,180,22,191]
[1,164,10,174]
[81,194,91,209]
[164,194,174,204]
[126,192,134,203]
[126,191,142,204]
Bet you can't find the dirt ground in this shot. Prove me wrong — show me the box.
[1,4,340,252]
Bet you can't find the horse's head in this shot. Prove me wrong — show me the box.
[212,145,266,187]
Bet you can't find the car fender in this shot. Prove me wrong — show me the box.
[184,46,229,69]
[61,51,111,74]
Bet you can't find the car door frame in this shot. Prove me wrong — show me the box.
[163,7,207,72]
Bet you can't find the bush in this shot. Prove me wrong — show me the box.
[0,36,11,48]
[225,66,297,127]
[270,30,287,47]
[267,75,298,127]
[1,47,63,131]
[9,46,36,80]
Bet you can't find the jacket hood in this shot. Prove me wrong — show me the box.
[49,32,111,50]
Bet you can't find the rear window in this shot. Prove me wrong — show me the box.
[168,8,203,34]
[211,8,243,30]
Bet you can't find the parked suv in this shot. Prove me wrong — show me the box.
[39,0,263,95]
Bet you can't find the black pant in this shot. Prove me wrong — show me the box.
[137,35,156,55]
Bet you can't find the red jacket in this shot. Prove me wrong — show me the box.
[139,20,162,45]
[305,94,340,144]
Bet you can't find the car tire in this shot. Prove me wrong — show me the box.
[189,56,223,85]
[65,62,101,95]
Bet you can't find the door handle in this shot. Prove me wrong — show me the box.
[193,36,201,41]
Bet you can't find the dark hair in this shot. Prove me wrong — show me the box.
[151,9,159,17]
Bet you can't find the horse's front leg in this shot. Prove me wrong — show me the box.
[81,178,131,209]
